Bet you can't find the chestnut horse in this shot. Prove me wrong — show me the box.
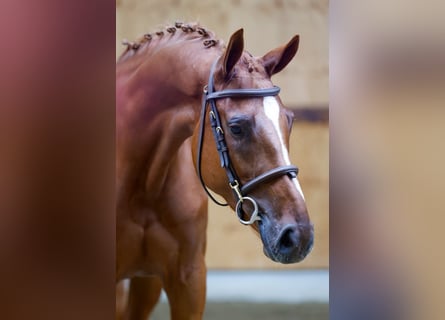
[116,22,313,319]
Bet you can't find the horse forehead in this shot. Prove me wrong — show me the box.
[223,96,285,122]
[259,97,285,130]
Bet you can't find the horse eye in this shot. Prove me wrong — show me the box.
[229,124,243,136]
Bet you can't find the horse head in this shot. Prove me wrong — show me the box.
[193,29,313,264]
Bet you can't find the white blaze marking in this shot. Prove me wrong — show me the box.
[263,96,305,200]
[122,278,130,291]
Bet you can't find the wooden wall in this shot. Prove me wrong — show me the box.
[116,0,329,269]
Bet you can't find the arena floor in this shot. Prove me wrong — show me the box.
[151,302,329,320]
[136,270,329,319]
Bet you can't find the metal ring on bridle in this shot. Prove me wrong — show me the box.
[235,196,261,225]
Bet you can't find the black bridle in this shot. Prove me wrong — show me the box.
[196,59,299,225]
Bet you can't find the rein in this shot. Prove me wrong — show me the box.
[196,59,299,225]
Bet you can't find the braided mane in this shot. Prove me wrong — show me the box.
[117,22,222,63]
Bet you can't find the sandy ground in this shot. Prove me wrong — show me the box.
[151,302,329,320]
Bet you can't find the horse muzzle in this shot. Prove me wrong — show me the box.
[260,220,314,264]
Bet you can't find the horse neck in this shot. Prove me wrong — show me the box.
[117,42,221,125]
[116,43,222,201]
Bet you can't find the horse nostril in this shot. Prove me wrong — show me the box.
[269,223,313,263]
[278,225,300,251]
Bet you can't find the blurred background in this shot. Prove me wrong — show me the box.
[117,0,328,318]
[330,1,445,319]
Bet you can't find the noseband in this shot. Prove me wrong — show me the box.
[196,59,299,225]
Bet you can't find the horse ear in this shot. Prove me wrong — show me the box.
[222,28,244,78]
[260,34,300,76]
